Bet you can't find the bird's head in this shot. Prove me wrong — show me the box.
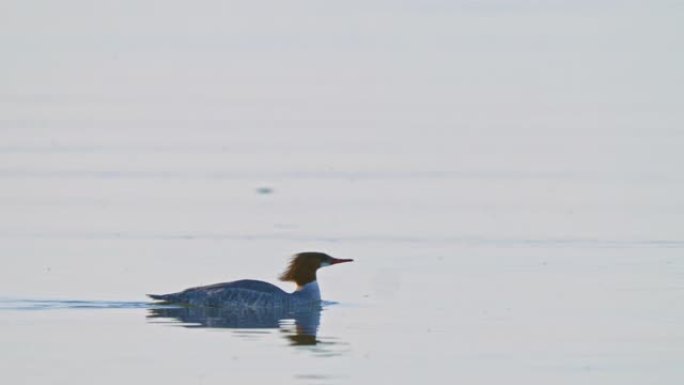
[279,252,353,286]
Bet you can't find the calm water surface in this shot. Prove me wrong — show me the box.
[2,1,683,384]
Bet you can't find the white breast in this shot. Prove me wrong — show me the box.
[293,281,321,302]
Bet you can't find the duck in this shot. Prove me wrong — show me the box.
[147,252,353,308]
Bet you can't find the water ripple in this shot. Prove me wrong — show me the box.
[0,299,156,311]
[0,231,682,248]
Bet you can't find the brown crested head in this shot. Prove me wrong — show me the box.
[279,252,353,286]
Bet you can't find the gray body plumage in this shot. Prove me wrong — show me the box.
[148,279,321,308]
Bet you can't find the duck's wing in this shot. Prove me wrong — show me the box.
[193,279,287,294]
[148,279,290,307]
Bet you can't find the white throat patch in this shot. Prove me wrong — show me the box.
[294,281,321,301]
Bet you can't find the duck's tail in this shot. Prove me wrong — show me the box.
[147,293,171,301]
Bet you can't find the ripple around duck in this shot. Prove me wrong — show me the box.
[0,298,156,311]
[0,298,346,350]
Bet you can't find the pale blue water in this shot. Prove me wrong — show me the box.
[1,1,683,384]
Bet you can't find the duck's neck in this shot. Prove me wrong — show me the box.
[292,281,321,301]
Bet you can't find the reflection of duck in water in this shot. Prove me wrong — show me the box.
[147,305,323,345]
[148,252,353,307]
[147,252,351,345]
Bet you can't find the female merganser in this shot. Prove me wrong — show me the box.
[148,252,353,308]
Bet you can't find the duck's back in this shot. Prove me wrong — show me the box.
[148,279,291,308]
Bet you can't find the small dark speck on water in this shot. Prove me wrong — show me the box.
[256,187,274,194]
